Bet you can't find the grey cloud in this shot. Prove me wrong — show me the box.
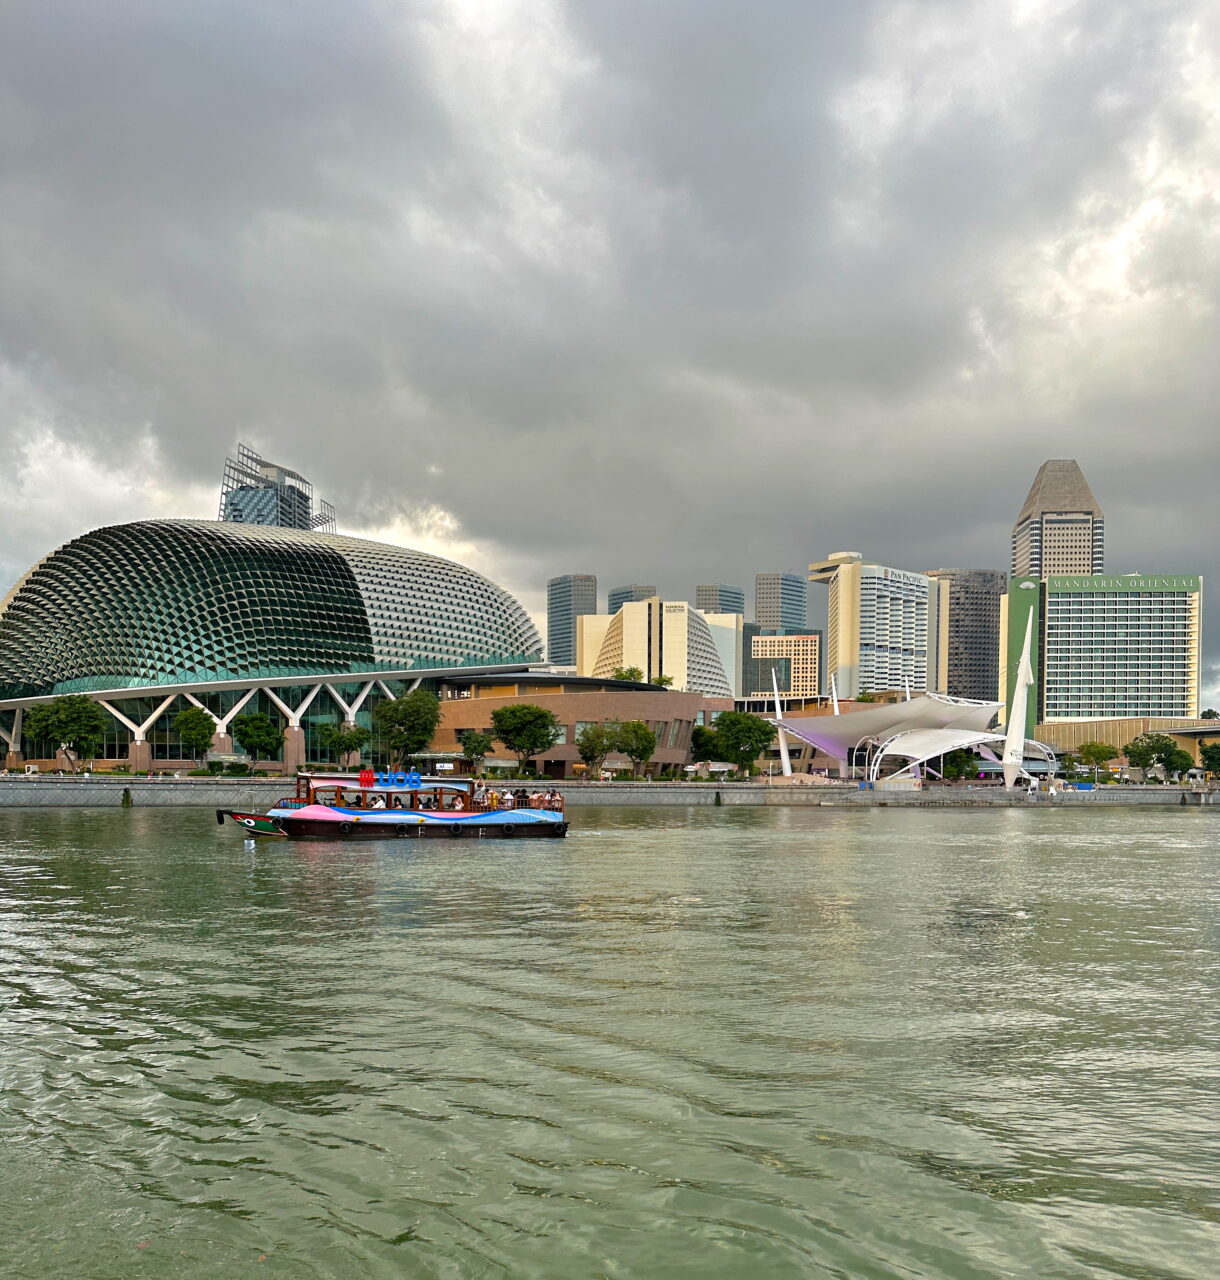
[1,0,1217,694]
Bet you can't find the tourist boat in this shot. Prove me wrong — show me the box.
[217,769,568,840]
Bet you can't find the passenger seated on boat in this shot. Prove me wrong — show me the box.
[452,794,466,811]
[500,791,514,809]
[369,794,386,809]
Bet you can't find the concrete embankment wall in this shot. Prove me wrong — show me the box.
[1,777,1214,808]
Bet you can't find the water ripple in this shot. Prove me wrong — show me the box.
[1,804,1217,1278]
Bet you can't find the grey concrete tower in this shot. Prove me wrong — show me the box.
[1011,460,1104,577]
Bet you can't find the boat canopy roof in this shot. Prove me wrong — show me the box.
[303,772,472,793]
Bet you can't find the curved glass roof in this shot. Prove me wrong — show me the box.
[0,520,542,698]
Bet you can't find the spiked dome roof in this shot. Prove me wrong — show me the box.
[0,520,542,699]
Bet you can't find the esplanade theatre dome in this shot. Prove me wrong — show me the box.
[0,520,542,699]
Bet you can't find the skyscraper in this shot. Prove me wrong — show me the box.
[219,443,336,533]
[1001,573,1202,734]
[925,569,1007,701]
[608,584,657,614]
[695,584,746,616]
[546,574,597,666]
[754,573,807,630]
[1011,459,1104,577]
[810,552,936,698]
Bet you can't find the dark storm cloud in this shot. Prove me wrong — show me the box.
[1,0,1217,690]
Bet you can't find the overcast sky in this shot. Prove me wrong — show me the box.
[1,1,1217,698]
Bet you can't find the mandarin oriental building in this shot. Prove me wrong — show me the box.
[1001,574,1202,736]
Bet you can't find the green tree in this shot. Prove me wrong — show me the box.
[940,749,977,780]
[1124,733,1179,774]
[1058,753,1081,777]
[855,692,876,703]
[1198,742,1220,774]
[374,690,442,767]
[650,674,674,688]
[22,694,110,771]
[317,722,371,765]
[460,730,494,774]
[712,711,776,776]
[1163,747,1195,779]
[689,724,721,762]
[230,712,283,762]
[490,704,562,772]
[1201,709,1218,720]
[613,720,657,778]
[575,723,618,777]
[173,705,218,767]
[1078,740,1118,781]
[611,666,645,683]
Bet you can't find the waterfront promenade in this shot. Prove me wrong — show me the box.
[1,775,1214,808]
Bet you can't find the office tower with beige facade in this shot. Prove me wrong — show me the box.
[810,552,939,699]
[1011,459,1104,577]
[925,569,1006,701]
[748,631,821,698]
[695,584,746,616]
[754,573,807,630]
[577,598,732,696]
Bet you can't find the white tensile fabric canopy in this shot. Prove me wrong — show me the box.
[869,727,1057,781]
[768,695,1057,785]
[772,694,1000,763]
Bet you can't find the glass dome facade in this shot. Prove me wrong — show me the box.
[0,520,542,699]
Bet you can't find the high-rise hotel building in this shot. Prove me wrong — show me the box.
[1011,459,1104,577]
[576,599,733,697]
[810,552,938,699]
[1001,574,1202,736]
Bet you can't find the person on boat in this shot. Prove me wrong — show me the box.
[369,793,386,809]
[473,782,487,807]
[500,790,514,810]
[452,793,466,811]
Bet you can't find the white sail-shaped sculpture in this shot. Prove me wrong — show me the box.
[1002,612,1035,789]
[771,669,793,777]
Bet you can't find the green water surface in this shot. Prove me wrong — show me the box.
[1,805,1217,1279]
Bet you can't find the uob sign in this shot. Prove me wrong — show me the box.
[375,769,422,789]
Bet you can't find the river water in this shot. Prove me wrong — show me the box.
[1,805,1216,1279]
